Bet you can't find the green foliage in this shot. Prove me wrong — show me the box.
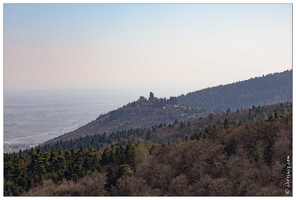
[223,118,230,129]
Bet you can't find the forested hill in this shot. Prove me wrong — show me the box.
[4,102,292,196]
[39,102,292,152]
[45,94,208,145]
[177,70,292,111]
[45,70,291,145]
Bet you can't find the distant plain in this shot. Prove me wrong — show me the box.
[3,88,188,152]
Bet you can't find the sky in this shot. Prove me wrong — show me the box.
[3,3,292,93]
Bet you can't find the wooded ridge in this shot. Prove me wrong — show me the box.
[177,70,292,111]
[38,102,291,152]
[44,70,292,145]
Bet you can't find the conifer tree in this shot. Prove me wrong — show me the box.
[223,118,230,129]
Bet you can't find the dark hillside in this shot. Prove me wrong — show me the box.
[43,70,292,146]
[177,70,292,111]
[37,102,291,152]
[45,94,208,144]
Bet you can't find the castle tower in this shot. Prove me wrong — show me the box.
[149,92,155,101]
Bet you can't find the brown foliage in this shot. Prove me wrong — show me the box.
[136,117,292,196]
[25,172,106,196]
[168,174,189,196]
[24,116,292,196]
[110,176,154,196]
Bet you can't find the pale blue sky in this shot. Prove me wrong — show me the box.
[3,4,292,92]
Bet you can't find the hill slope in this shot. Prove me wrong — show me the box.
[177,70,292,111]
[44,70,292,145]
[38,101,291,151]
[45,95,208,144]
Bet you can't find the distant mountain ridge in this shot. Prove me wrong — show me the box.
[177,70,292,111]
[44,70,292,144]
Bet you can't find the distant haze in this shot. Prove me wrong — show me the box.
[4,4,292,92]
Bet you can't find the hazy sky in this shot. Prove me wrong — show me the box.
[3,3,292,92]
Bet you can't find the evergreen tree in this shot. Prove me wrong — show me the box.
[274,110,279,119]
[223,118,230,129]
[125,144,136,170]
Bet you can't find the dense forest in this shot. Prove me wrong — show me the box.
[4,102,292,196]
[177,70,292,111]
